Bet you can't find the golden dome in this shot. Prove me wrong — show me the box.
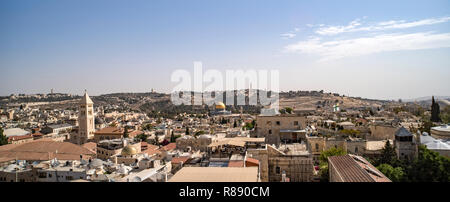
[215,102,226,110]
[121,145,137,156]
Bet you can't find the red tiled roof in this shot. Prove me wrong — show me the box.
[228,160,244,167]
[146,144,159,151]
[245,158,259,167]
[129,130,143,137]
[160,143,176,151]
[171,156,190,164]
[8,134,33,141]
[32,132,44,137]
[143,149,161,156]
[0,139,95,163]
[82,142,97,153]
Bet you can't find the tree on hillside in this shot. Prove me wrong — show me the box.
[431,96,441,122]
[0,128,8,146]
[170,130,175,142]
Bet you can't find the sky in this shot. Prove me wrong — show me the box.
[0,0,449,100]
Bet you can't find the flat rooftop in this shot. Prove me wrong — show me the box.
[168,167,259,182]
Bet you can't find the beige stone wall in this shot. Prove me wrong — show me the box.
[346,141,366,155]
[395,141,417,161]
[325,139,346,150]
[247,148,269,182]
[268,156,313,182]
[248,145,313,182]
[306,136,325,164]
[78,103,95,144]
[256,115,307,145]
[369,125,398,140]
[97,147,121,160]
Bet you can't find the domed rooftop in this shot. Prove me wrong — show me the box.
[121,145,137,156]
[215,102,226,110]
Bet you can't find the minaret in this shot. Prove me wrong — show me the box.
[77,90,95,144]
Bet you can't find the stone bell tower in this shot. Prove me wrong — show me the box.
[77,90,95,144]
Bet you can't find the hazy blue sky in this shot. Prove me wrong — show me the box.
[1,0,449,100]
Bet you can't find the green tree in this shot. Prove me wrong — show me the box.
[135,134,148,142]
[170,131,175,142]
[0,128,8,146]
[285,107,293,114]
[431,96,441,122]
[194,130,205,137]
[318,147,347,182]
[405,145,450,182]
[377,140,398,166]
[242,121,255,130]
[377,164,404,182]
[123,127,129,138]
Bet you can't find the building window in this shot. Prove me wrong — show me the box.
[355,147,358,153]
[268,130,272,134]
[315,143,319,151]
[276,121,280,126]
[294,121,298,126]
[276,166,280,174]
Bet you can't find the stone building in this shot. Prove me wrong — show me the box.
[394,127,418,161]
[368,124,398,140]
[255,114,308,146]
[74,91,95,144]
[247,144,313,182]
[96,138,141,160]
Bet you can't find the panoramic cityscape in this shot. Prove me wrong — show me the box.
[0,0,449,195]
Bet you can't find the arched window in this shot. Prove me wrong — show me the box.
[315,143,319,151]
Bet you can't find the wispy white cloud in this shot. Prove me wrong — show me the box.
[280,27,301,39]
[280,33,296,39]
[284,32,450,61]
[315,16,450,36]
